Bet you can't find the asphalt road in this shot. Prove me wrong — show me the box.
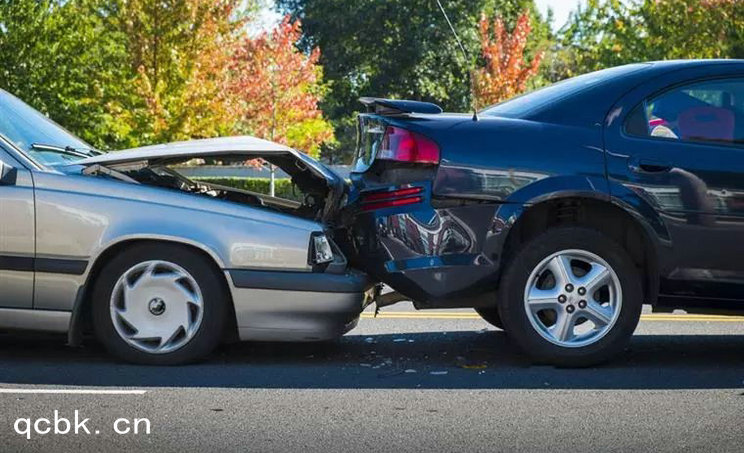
[1,304,743,452]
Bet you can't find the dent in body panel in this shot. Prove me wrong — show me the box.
[349,201,501,303]
[349,118,616,305]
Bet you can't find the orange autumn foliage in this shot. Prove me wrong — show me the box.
[474,11,543,106]
[229,15,334,159]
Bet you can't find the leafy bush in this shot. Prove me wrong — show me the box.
[193,177,303,201]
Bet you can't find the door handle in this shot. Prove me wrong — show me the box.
[628,158,672,174]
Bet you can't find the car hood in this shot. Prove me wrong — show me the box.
[72,135,341,183]
[70,135,347,223]
[75,136,294,166]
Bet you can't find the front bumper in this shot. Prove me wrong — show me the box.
[226,268,374,342]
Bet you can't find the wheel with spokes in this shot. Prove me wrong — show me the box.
[92,243,228,365]
[498,227,642,367]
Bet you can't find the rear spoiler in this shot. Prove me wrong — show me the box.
[359,97,443,115]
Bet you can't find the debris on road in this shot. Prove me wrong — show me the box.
[460,364,487,370]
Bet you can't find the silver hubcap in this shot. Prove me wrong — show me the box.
[110,260,204,354]
[523,249,622,348]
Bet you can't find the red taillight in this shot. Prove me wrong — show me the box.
[361,196,423,211]
[360,186,424,211]
[378,126,440,164]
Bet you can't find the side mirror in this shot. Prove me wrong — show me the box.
[0,160,18,186]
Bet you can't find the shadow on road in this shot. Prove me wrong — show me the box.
[0,331,742,390]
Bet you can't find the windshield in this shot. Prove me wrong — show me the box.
[481,64,649,119]
[0,89,94,165]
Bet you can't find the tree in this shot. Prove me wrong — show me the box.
[0,0,259,150]
[643,0,743,60]
[276,0,551,163]
[554,0,744,80]
[229,15,334,159]
[474,11,543,106]
[112,0,250,148]
[0,0,130,149]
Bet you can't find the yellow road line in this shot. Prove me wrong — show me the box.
[360,312,744,322]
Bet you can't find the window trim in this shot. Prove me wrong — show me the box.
[620,75,744,150]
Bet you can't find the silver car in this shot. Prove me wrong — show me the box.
[0,89,373,364]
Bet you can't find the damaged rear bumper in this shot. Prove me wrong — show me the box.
[340,196,506,307]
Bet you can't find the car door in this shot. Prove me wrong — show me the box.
[606,67,744,304]
[0,144,35,308]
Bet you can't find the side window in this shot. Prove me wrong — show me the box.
[625,78,744,146]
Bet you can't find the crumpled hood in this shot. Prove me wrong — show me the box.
[70,135,347,223]
[72,136,294,167]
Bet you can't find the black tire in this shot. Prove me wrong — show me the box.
[475,306,504,330]
[92,243,228,365]
[497,227,642,367]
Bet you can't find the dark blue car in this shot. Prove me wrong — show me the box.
[341,59,744,366]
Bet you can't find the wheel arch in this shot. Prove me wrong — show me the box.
[68,238,238,346]
[498,195,662,305]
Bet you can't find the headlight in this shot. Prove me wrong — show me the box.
[311,233,334,265]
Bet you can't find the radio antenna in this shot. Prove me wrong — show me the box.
[435,0,478,121]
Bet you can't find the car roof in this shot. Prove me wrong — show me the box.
[507,60,744,126]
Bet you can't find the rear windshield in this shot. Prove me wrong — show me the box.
[481,64,649,119]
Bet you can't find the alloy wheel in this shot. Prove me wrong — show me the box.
[523,249,622,348]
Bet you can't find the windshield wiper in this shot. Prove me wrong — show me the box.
[30,143,97,159]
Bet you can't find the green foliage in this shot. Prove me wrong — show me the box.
[553,0,744,81]
[110,0,252,148]
[276,0,551,162]
[0,0,130,149]
[3,0,739,160]
[193,177,302,201]
[0,0,258,150]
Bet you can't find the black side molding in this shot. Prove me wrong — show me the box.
[0,256,34,272]
[35,258,88,275]
[359,97,443,115]
[228,269,372,293]
[0,255,88,275]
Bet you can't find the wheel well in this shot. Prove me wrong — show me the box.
[70,239,238,345]
[502,197,659,304]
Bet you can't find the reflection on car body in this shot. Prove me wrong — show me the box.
[340,60,744,366]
